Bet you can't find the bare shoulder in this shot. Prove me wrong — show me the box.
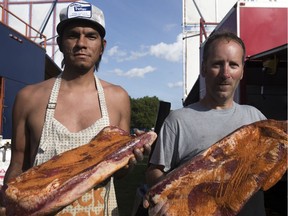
[17,78,55,98]
[99,79,130,130]
[99,79,130,115]
[100,79,129,100]
[14,78,56,111]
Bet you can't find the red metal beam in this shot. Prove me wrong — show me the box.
[0,0,77,57]
[199,18,218,44]
[6,0,75,5]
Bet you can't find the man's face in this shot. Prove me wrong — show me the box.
[60,22,105,72]
[202,39,244,104]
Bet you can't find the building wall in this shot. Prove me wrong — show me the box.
[0,22,46,138]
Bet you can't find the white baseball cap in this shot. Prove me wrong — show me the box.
[57,1,105,38]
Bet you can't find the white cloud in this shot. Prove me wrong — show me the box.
[107,46,127,58]
[123,51,148,61]
[107,46,148,62]
[113,66,156,78]
[149,34,182,62]
[106,34,182,63]
[167,81,183,88]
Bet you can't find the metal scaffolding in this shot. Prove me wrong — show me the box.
[0,0,76,62]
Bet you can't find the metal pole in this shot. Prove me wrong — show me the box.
[192,0,205,22]
[39,0,58,38]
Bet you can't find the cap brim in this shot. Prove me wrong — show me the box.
[57,18,106,38]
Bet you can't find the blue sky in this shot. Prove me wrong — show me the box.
[86,1,184,110]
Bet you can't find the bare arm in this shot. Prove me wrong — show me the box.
[118,87,130,133]
[108,85,152,178]
[146,164,166,187]
[143,164,169,214]
[4,89,30,184]
[104,82,130,132]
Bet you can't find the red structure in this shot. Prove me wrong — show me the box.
[0,0,76,61]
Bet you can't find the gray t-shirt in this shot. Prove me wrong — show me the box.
[150,101,267,216]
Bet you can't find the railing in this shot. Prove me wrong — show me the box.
[0,3,46,48]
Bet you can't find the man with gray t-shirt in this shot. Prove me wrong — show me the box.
[144,31,267,216]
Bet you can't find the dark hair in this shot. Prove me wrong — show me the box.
[202,31,246,64]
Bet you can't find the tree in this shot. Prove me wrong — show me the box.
[130,96,159,130]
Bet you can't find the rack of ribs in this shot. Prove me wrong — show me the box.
[146,119,287,216]
[1,126,157,216]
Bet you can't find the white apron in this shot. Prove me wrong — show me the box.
[34,74,119,216]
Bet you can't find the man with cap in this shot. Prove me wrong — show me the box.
[1,1,149,215]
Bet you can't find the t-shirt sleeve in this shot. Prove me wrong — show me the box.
[149,120,177,172]
[243,105,267,122]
